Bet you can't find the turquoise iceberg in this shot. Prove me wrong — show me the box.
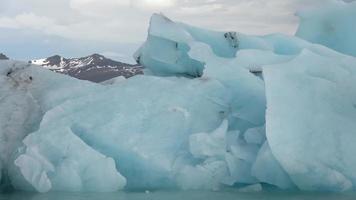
[1,3,356,192]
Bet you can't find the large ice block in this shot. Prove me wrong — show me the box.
[0,60,234,191]
[264,49,356,191]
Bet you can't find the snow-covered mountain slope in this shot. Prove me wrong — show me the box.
[30,54,143,82]
[0,53,9,60]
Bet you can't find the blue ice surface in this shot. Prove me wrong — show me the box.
[134,12,356,192]
[264,49,356,192]
[296,0,356,57]
[1,1,356,194]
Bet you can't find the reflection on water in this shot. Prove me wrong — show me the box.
[0,191,355,200]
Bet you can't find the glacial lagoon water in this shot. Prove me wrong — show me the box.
[0,191,356,200]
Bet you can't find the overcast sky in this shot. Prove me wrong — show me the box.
[0,0,346,63]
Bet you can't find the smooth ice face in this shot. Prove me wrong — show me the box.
[252,142,295,190]
[264,50,356,192]
[296,1,356,57]
[12,128,126,193]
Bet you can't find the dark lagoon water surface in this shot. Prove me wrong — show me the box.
[0,191,356,200]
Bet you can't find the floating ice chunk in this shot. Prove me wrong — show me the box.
[252,142,295,190]
[296,1,356,57]
[264,49,356,191]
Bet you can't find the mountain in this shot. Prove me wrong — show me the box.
[30,54,143,82]
[0,53,9,60]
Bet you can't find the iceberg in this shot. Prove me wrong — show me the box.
[0,60,233,191]
[1,4,356,193]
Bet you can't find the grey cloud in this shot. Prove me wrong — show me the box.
[0,0,307,42]
[0,0,346,55]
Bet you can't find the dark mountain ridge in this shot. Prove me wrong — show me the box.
[0,53,9,60]
[30,54,143,82]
